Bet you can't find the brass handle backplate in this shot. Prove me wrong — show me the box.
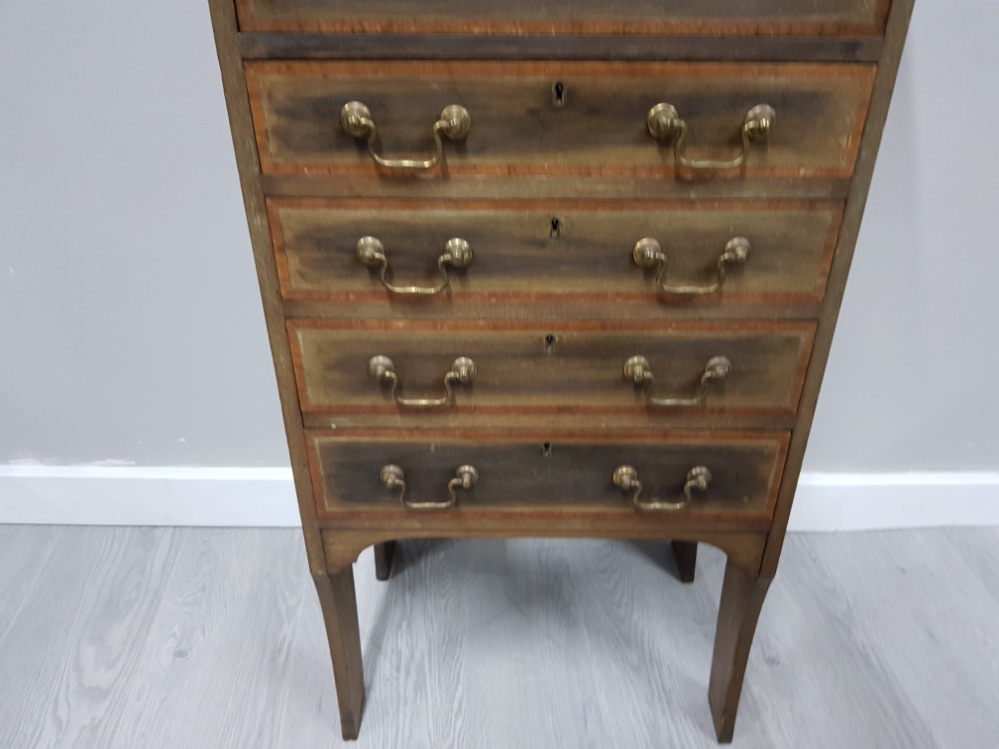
[624,355,731,408]
[341,101,471,173]
[647,103,775,172]
[369,355,476,408]
[357,236,472,296]
[380,464,479,510]
[613,465,711,512]
[633,237,750,296]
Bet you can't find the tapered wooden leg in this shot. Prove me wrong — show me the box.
[708,559,773,743]
[313,569,365,741]
[374,541,396,581]
[671,540,697,583]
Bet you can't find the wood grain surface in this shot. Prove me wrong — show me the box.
[306,429,788,522]
[289,319,815,429]
[269,199,842,313]
[235,0,890,37]
[237,32,884,64]
[246,61,875,181]
[760,0,915,576]
[1,525,997,749]
[209,0,328,576]
[258,172,853,202]
[209,0,916,746]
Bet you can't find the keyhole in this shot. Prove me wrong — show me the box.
[544,334,557,353]
[541,442,553,457]
[552,81,566,108]
[549,217,562,239]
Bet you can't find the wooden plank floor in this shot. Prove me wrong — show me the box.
[0,526,996,748]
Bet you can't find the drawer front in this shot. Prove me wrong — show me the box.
[289,321,814,429]
[236,0,889,37]
[270,199,841,311]
[307,430,789,522]
[246,61,875,181]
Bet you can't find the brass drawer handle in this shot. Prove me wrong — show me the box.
[368,355,476,408]
[632,237,750,295]
[340,100,471,173]
[356,236,472,296]
[624,355,731,408]
[613,465,711,512]
[647,103,775,172]
[380,464,479,510]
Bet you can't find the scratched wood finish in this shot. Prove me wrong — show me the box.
[246,61,875,180]
[235,0,889,36]
[709,563,773,740]
[318,507,774,546]
[314,569,364,739]
[238,33,885,64]
[209,0,915,741]
[5,526,999,749]
[269,199,842,312]
[760,0,915,577]
[260,172,853,202]
[209,0,329,576]
[289,320,814,429]
[307,429,787,521]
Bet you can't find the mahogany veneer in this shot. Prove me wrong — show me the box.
[209,0,913,741]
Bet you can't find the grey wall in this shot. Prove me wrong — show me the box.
[1,1,996,472]
[0,1,287,466]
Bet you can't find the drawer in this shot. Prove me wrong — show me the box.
[270,199,841,313]
[307,430,789,523]
[236,0,889,37]
[246,61,875,181]
[289,320,815,429]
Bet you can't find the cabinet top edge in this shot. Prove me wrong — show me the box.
[233,0,892,39]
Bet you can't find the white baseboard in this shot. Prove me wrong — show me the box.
[790,472,999,531]
[1,466,997,531]
[0,466,301,527]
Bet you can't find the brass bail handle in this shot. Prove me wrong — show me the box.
[624,355,731,408]
[613,465,712,512]
[647,103,775,172]
[340,101,471,172]
[357,236,473,296]
[380,464,479,510]
[368,355,476,408]
[632,237,750,296]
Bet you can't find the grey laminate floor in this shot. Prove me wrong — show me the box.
[0,526,996,749]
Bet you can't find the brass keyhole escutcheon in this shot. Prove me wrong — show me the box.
[552,81,566,107]
[550,217,562,239]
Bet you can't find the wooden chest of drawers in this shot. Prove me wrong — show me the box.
[210,0,913,741]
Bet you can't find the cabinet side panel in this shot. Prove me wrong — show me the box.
[760,0,915,576]
[208,0,326,574]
